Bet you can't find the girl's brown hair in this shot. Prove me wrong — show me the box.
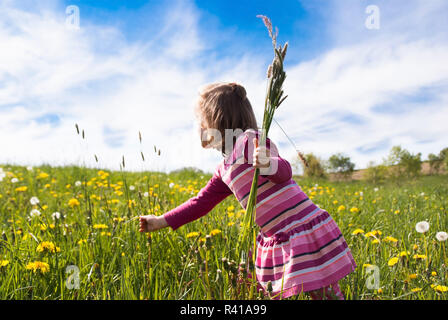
[195,82,259,156]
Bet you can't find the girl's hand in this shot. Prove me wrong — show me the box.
[252,137,271,169]
[139,214,168,233]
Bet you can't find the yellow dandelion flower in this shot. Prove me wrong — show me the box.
[365,230,382,238]
[337,205,346,212]
[93,224,108,229]
[384,236,398,243]
[210,229,222,236]
[411,288,422,292]
[78,239,87,246]
[399,251,410,257]
[434,285,448,292]
[388,257,399,266]
[413,254,427,260]
[68,198,80,207]
[431,271,437,276]
[227,222,235,227]
[36,241,60,253]
[25,261,50,273]
[0,260,10,268]
[15,186,28,192]
[350,207,359,213]
[37,172,49,179]
[186,232,199,238]
[408,274,418,280]
[352,228,365,235]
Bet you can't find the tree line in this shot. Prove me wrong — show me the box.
[290,146,448,183]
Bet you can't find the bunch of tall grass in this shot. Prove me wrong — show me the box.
[236,15,289,298]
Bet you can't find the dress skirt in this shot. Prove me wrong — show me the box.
[255,206,357,299]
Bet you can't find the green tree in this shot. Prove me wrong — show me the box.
[401,151,422,179]
[439,147,448,173]
[327,153,355,181]
[428,153,443,174]
[303,153,326,179]
[364,161,388,184]
[383,145,422,180]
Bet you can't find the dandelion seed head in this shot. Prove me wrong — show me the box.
[30,196,39,206]
[415,221,430,233]
[30,209,41,217]
[436,231,448,241]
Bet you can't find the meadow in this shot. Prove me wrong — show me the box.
[0,164,447,300]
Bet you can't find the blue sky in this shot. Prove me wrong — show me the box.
[1,0,448,174]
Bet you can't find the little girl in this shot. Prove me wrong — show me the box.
[139,82,357,300]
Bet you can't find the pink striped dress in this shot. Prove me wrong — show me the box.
[164,128,357,298]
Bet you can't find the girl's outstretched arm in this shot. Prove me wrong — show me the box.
[161,174,233,231]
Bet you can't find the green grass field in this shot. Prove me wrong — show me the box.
[0,164,447,299]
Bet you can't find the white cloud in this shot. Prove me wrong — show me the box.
[273,0,448,172]
[1,0,447,176]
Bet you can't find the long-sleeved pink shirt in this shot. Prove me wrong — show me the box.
[163,131,292,231]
